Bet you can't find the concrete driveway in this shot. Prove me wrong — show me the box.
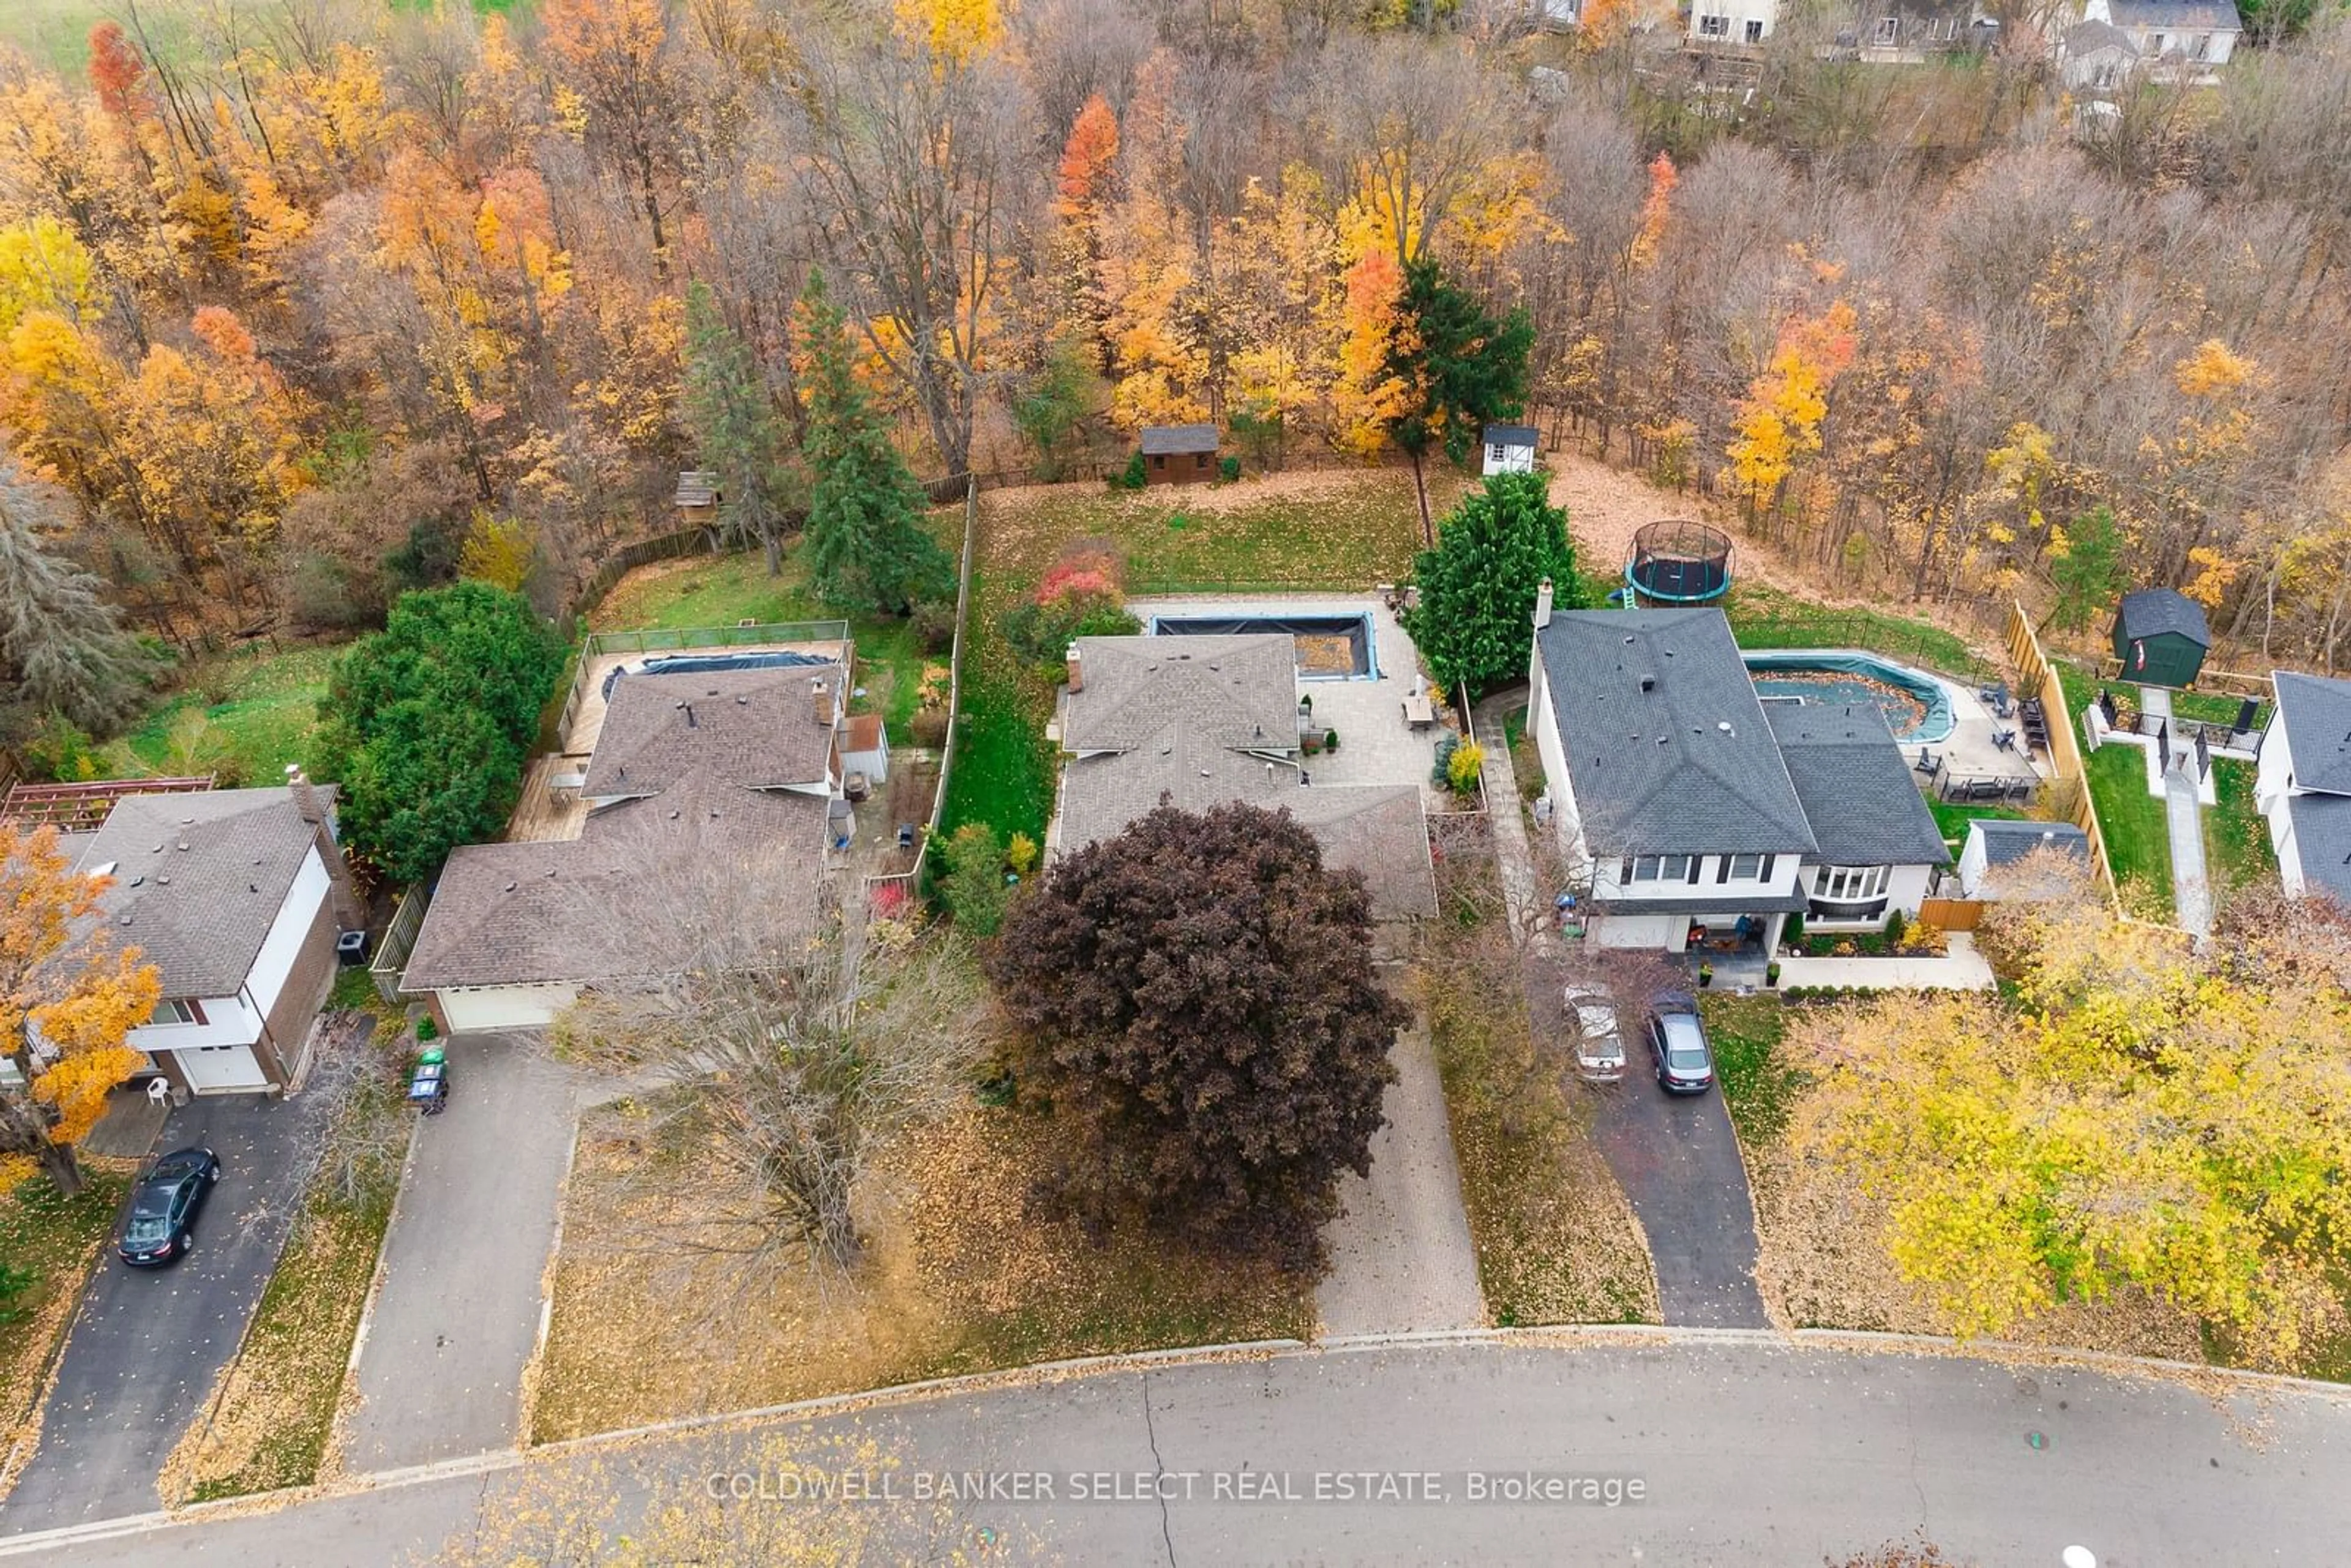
[339,1034,582,1474]
[0,1092,328,1534]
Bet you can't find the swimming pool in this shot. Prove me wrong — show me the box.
[1742,650,1955,744]
[1149,611,1379,680]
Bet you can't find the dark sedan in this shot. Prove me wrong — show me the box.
[118,1147,221,1267]
[1645,991,1716,1095]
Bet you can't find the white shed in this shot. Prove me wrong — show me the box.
[1481,424,1539,477]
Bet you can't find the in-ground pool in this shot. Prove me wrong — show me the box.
[1149,611,1379,680]
[602,649,836,700]
[1742,650,1955,744]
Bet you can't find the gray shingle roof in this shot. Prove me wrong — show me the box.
[2115,588,2211,647]
[1535,609,1817,857]
[1766,704,1951,867]
[2064,18,2138,53]
[1483,424,1539,448]
[582,666,841,798]
[2108,0,2241,29]
[2284,792,2351,904]
[1063,636,1299,754]
[1972,819,2090,867]
[74,788,332,998]
[674,470,719,507]
[2271,672,2351,797]
[402,771,826,989]
[1138,423,1219,455]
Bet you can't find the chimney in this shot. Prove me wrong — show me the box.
[812,675,836,728]
[1534,577,1554,631]
[288,764,365,932]
[1066,644,1084,693]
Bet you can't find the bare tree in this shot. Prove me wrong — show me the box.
[552,850,989,1277]
[1311,36,1512,268]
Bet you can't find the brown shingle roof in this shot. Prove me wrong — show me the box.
[582,666,841,798]
[1063,636,1298,754]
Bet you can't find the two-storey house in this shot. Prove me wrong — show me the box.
[2256,670,2351,908]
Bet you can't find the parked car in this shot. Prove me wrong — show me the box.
[118,1147,220,1267]
[1565,981,1626,1083]
[1644,991,1715,1095]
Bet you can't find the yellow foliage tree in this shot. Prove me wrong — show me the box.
[1726,299,1857,511]
[459,511,537,591]
[0,826,161,1195]
[894,0,1007,69]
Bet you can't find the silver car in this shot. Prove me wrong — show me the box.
[1565,982,1626,1083]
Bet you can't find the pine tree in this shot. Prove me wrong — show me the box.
[681,282,791,577]
[793,271,954,615]
[0,473,150,738]
[1382,260,1535,547]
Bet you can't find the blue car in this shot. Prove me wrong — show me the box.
[118,1147,220,1267]
[1645,991,1715,1095]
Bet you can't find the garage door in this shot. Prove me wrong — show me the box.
[176,1044,269,1093]
[438,985,577,1033]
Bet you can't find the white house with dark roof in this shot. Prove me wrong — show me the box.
[402,662,845,1032]
[1764,703,1952,929]
[62,773,358,1093]
[2256,671,2351,908]
[1481,424,1539,477]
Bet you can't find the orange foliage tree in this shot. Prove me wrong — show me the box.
[0,825,160,1195]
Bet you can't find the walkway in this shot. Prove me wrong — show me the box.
[1774,931,1996,990]
[340,1035,583,1474]
[21,1337,2349,1567]
[2164,749,2214,937]
[1314,1009,1486,1336]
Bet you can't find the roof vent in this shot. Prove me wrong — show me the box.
[737,696,748,705]
[157,874,171,885]
[129,875,144,887]
[119,914,133,926]
[181,816,194,825]
[669,809,681,819]
[546,867,557,877]
[1718,721,1733,733]
[176,841,189,852]
[1638,676,1656,693]
[504,880,518,892]
[249,882,258,894]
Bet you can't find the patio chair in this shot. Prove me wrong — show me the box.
[1913,748,1941,778]
[1992,727,2017,752]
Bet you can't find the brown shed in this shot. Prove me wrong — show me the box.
[674,469,721,524]
[1138,424,1219,486]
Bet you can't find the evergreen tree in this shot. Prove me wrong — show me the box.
[681,282,792,577]
[1383,260,1535,546]
[794,271,955,615]
[1402,471,1586,703]
[0,474,150,738]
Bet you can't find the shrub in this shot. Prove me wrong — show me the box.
[23,713,102,782]
[1447,740,1485,796]
[285,552,381,634]
[1784,911,1805,945]
[1431,732,1457,786]
[909,598,957,655]
[871,879,912,921]
[1111,451,1147,490]
[1218,454,1241,482]
[1005,831,1040,876]
[1324,728,1340,751]
[909,707,950,748]
[1884,908,1908,947]
[416,1015,438,1041]
[939,822,1012,936]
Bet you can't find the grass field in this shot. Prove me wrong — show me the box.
[2053,665,2175,911]
[2205,756,2279,900]
[1927,795,2027,846]
[100,644,341,787]
[1,1,527,74]
[1723,580,1997,684]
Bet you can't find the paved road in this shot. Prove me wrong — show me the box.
[17,1337,2351,1566]
[340,1035,582,1473]
[0,1093,328,1534]
[1315,1007,1486,1335]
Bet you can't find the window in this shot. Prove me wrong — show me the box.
[1875,15,1897,42]
[1745,18,1764,40]
[1489,444,1509,465]
[1698,13,1728,36]
[1152,454,1166,469]
[1194,452,1209,469]
[1723,852,1763,882]
[2145,31,2166,54]
[151,999,208,1026]
[1812,865,1891,901]
[1626,854,1693,883]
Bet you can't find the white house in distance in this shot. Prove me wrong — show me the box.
[64,772,358,1094]
[1527,597,1950,953]
[1690,0,1774,44]
[2094,0,2240,70]
[2255,671,2351,908]
[1481,424,1539,478]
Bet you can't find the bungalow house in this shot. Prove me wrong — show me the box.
[2255,671,2351,907]
[63,773,358,1094]
[402,662,844,1031]
[1482,424,1539,477]
[1137,424,1220,486]
[1528,604,1950,952]
[1052,634,1437,920]
[1955,819,2091,899]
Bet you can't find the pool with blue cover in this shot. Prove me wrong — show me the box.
[602,650,836,700]
[1742,650,1955,744]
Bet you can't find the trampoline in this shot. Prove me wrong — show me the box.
[1625,520,1733,604]
[602,649,836,700]
[1148,612,1378,680]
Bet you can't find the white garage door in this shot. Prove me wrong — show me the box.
[438,984,578,1033]
[176,1044,269,1093]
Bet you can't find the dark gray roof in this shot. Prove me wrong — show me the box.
[2115,588,2211,647]
[582,666,841,797]
[1766,704,1951,868]
[1063,635,1299,754]
[1971,819,2089,867]
[2108,0,2241,29]
[2064,18,2138,53]
[2284,792,2351,904]
[1592,891,1810,915]
[1535,609,1817,857]
[2270,672,2351,796]
[1138,423,1218,455]
[74,788,332,998]
[402,771,827,989]
[1483,424,1540,447]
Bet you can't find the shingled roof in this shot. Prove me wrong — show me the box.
[1535,609,1816,857]
[2284,792,2351,906]
[1766,703,1951,867]
[2271,672,2351,797]
[1063,635,1299,754]
[1138,423,1219,456]
[582,666,842,798]
[2115,588,2211,648]
[74,787,333,999]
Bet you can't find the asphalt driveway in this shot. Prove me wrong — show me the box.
[0,1092,328,1534]
[340,1034,582,1474]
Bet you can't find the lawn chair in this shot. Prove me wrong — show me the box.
[1913,748,1941,778]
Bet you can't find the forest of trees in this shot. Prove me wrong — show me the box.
[4,0,2351,757]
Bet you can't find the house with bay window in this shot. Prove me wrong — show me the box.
[1527,603,1949,955]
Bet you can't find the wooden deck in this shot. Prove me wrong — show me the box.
[506,754,591,842]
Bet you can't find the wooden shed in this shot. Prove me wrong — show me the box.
[1138,424,1219,486]
[675,470,721,525]
[2110,588,2210,690]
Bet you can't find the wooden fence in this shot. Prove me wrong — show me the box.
[369,881,431,1005]
[866,479,979,901]
[1915,897,1985,932]
[2004,600,2119,900]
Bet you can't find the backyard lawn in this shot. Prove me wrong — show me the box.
[1927,796,2027,846]
[2057,665,2174,912]
[2205,757,2279,899]
[100,644,342,788]
[1722,581,1997,684]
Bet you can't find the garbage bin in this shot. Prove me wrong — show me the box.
[336,929,372,966]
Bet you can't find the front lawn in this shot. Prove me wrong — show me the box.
[101,645,342,787]
[2205,757,2279,900]
[1700,993,1799,1148]
[0,1168,132,1479]
[1722,580,1997,684]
